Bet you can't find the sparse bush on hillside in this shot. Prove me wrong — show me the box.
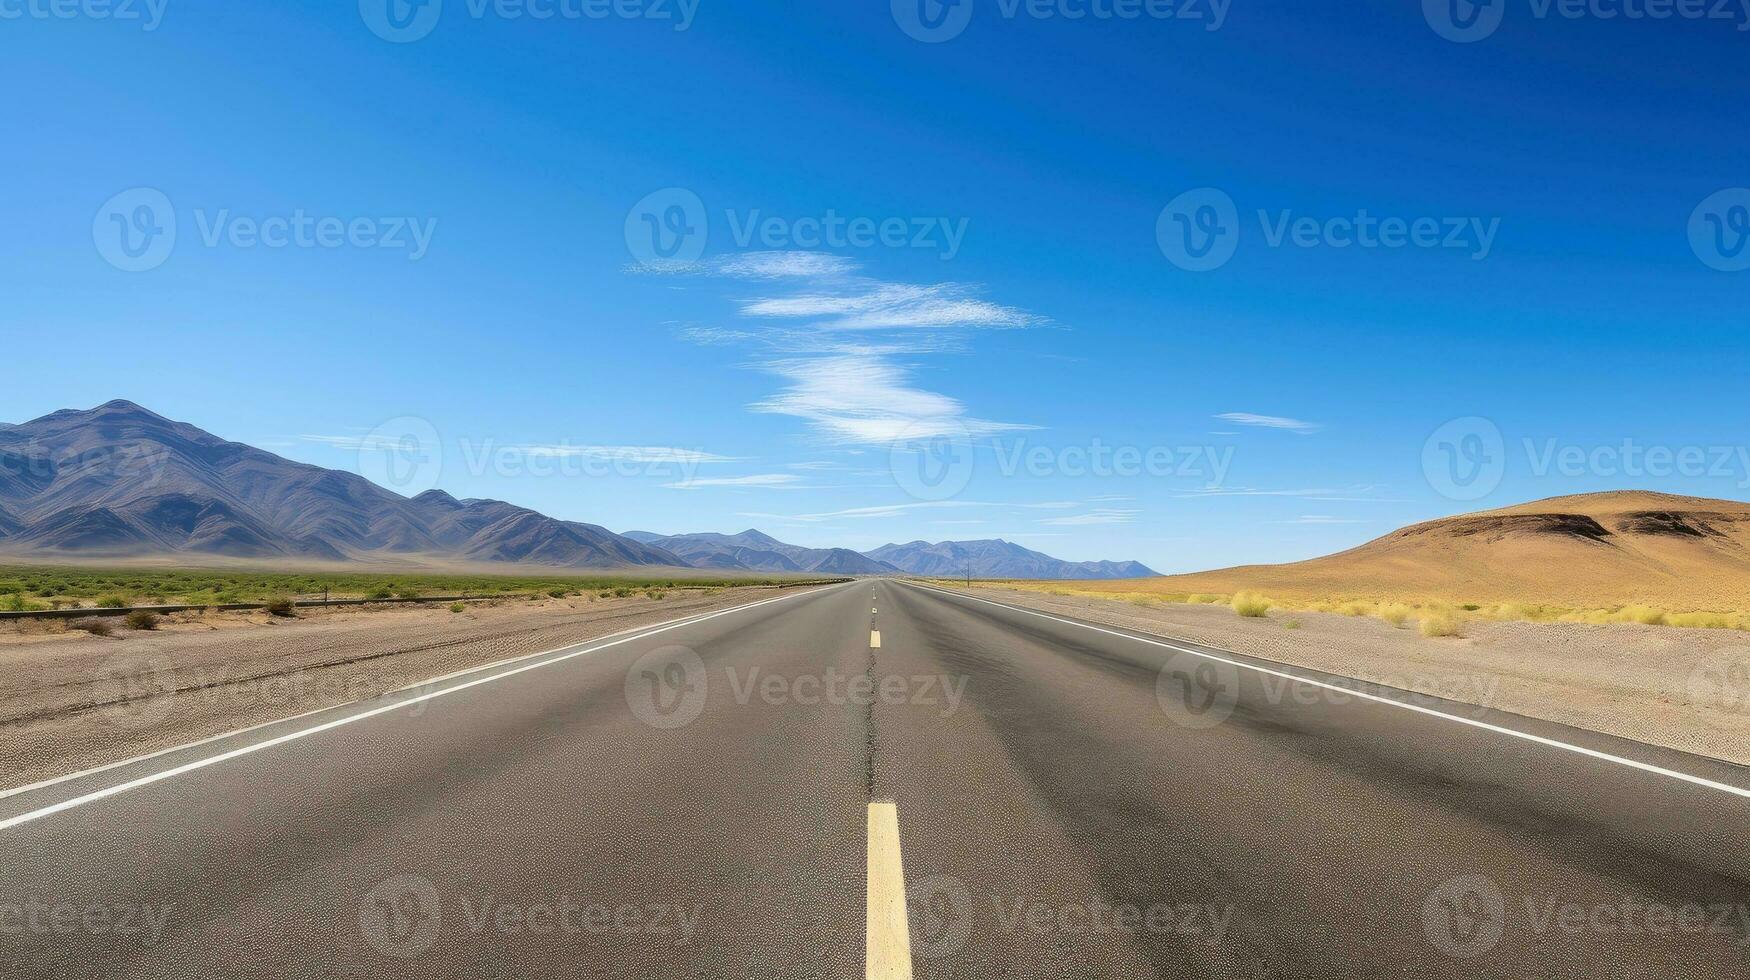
[264,596,296,617]
[125,610,160,630]
[645,589,665,600]
[1616,605,1668,626]
[1231,592,1273,617]
[1338,601,1372,617]
[612,587,636,598]
[70,618,113,637]
[548,588,568,598]
[1378,603,1412,627]
[96,594,131,610]
[1419,611,1462,637]
[367,587,395,600]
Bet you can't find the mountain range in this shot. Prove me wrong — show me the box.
[0,401,1155,579]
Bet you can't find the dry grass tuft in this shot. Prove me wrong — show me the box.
[1231,592,1273,617]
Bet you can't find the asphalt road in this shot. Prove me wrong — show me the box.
[2,580,1748,978]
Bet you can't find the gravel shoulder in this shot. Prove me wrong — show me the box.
[957,584,1750,768]
[0,587,805,789]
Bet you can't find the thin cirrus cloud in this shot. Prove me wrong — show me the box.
[1039,508,1140,526]
[297,435,738,465]
[661,474,803,490]
[655,250,1040,446]
[1213,413,1321,433]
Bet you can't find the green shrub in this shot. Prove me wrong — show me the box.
[548,588,568,598]
[264,596,296,617]
[367,587,395,600]
[125,610,160,630]
[449,602,466,614]
[96,594,131,610]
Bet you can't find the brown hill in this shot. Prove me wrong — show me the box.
[1093,491,1750,611]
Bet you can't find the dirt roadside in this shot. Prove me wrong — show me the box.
[0,587,810,789]
[954,584,1750,768]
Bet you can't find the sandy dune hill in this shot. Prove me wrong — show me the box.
[1085,491,1750,611]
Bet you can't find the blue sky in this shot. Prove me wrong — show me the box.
[4,0,1749,573]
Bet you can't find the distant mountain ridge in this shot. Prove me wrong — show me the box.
[0,401,1157,579]
[633,531,1155,580]
[0,401,684,568]
[624,530,902,575]
[866,538,1156,580]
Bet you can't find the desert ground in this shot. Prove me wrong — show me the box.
[1082,491,1750,624]
[0,586,807,789]
[955,583,1750,767]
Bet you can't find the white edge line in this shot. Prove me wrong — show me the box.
[0,595,778,803]
[0,583,846,832]
[905,582,1750,801]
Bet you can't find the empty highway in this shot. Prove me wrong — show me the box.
[2,580,1747,978]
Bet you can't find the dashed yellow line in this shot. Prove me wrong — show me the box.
[865,800,912,979]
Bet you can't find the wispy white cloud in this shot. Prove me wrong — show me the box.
[751,352,1032,444]
[299,433,410,452]
[1213,413,1321,434]
[1039,508,1139,526]
[715,251,859,280]
[1174,485,1386,502]
[653,251,1043,446]
[741,283,1039,331]
[514,445,739,464]
[662,473,802,490]
[1274,515,1371,525]
[739,499,1074,523]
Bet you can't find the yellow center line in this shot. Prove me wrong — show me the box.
[870,629,881,648]
[865,800,913,979]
